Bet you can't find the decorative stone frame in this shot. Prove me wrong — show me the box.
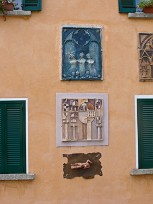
[56,93,108,147]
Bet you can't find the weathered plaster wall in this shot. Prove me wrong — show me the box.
[0,0,153,204]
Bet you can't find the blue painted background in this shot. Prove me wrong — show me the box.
[62,27,102,81]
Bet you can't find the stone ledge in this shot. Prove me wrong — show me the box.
[0,173,36,180]
[128,12,153,18]
[0,10,31,16]
[130,169,153,175]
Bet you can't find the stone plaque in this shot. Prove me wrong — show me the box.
[139,33,153,81]
[62,27,102,80]
[56,93,108,147]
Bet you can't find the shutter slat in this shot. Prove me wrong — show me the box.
[118,0,136,13]
[121,0,135,7]
[22,0,42,11]
[138,99,153,169]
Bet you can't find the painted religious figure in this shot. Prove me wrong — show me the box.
[139,33,153,81]
[62,27,102,80]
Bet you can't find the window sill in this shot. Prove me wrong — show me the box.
[0,173,35,180]
[0,10,31,16]
[128,12,153,18]
[130,169,153,176]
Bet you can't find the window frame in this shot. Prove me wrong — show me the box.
[0,98,29,174]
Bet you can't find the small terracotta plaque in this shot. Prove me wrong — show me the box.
[63,152,102,179]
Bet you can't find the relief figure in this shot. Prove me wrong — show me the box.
[78,52,86,77]
[140,58,151,78]
[69,54,77,77]
[95,100,103,140]
[86,53,96,77]
[71,160,92,169]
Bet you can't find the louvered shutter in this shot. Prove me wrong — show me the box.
[22,0,42,11]
[118,0,136,13]
[0,105,5,173]
[0,101,26,174]
[5,102,26,173]
[138,99,153,169]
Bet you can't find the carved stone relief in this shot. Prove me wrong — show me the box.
[139,33,153,81]
[62,27,102,80]
[63,153,102,179]
[56,93,108,147]
[62,98,103,141]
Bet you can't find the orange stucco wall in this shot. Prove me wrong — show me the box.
[0,0,153,204]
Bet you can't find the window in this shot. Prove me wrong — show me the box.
[118,0,136,13]
[14,0,41,11]
[0,99,27,174]
[136,96,153,169]
[56,93,108,147]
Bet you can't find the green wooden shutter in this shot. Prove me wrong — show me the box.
[138,99,153,169]
[0,101,26,174]
[0,105,5,173]
[22,0,42,11]
[118,0,136,13]
[5,102,26,173]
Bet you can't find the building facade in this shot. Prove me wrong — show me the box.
[0,0,153,203]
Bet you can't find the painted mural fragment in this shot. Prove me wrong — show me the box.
[62,27,102,80]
